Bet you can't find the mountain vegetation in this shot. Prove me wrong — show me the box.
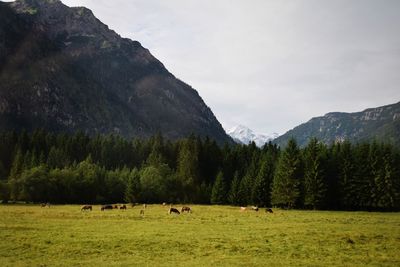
[0,0,230,143]
[274,102,400,147]
[0,130,399,211]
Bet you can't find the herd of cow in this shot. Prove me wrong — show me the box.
[41,203,273,214]
[78,203,192,215]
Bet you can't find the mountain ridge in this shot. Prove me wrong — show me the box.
[0,0,231,144]
[273,101,400,147]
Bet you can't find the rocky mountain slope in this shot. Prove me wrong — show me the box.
[0,0,231,143]
[227,125,278,147]
[273,102,400,147]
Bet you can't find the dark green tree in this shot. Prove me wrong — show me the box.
[228,171,241,205]
[271,139,303,208]
[211,171,227,204]
[124,168,141,203]
[303,138,327,209]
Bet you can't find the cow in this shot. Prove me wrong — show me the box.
[140,209,145,215]
[81,205,92,211]
[181,206,191,213]
[41,203,50,208]
[113,205,119,209]
[101,205,113,211]
[168,207,180,215]
[162,202,167,206]
[265,208,273,213]
[251,206,259,212]
[120,204,127,210]
[143,204,147,209]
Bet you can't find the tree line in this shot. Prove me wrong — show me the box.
[0,130,399,211]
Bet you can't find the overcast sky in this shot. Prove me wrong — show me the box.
[11,0,400,135]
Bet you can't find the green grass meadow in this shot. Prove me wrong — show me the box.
[0,204,399,266]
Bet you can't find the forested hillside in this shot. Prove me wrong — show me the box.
[274,101,400,147]
[0,130,399,211]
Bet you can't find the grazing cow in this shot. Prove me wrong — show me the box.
[265,208,273,213]
[140,209,145,215]
[181,206,191,213]
[143,204,147,209]
[162,202,167,206]
[81,205,92,211]
[240,207,247,212]
[120,204,127,210]
[168,207,180,215]
[251,206,259,212]
[131,203,136,208]
[101,205,113,211]
[41,203,50,208]
[113,205,119,209]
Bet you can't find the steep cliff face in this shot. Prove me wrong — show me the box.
[274,102,400,147]
[0,0,231,143]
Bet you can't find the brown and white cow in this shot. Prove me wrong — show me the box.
[181,206,191,213]
[120,204,127,210]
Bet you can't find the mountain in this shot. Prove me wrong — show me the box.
[227,125,279,147]
[0,0,231,144]
[274,101,400,147]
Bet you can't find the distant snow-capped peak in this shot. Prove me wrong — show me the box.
[227,125,279,147]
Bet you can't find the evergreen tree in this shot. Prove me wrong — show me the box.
[228,171,241,205]
[0,161,7,180]
[9,149,24,179]
[252,153,275,207]
[124,169,141,203]
[176,138,199,202]
[271,139,303,208]
[338,141,357,210]
[303,138,327,209]
[211,171,227,204]
[0,180,10,203]
[375,145,400,210]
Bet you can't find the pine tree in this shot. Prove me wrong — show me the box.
[176,138,199,202]
[303,138,327,209]
[124,168,141,203]
[251,153,275,207]
[9,149,24,179]
[211,171,226,204]
[375,144,400,210]
[271,139,303,208]
[0,161,7,180]
[228,171,241,205]
[339,141,357,210]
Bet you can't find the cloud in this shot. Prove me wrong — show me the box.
[6,0,400,135]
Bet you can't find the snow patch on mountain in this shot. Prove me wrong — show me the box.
[227,125,279,147]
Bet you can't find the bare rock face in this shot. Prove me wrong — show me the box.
[274,102,400,147]
[0,0,231,144]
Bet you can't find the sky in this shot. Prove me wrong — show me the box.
[7,0,400,135]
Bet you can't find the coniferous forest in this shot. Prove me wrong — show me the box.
[0,130,399,211]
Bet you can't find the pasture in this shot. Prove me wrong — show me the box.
[0,205,399,266]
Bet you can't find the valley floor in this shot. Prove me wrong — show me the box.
[0,205,399,266]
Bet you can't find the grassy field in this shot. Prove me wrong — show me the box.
[0,204,399,266]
